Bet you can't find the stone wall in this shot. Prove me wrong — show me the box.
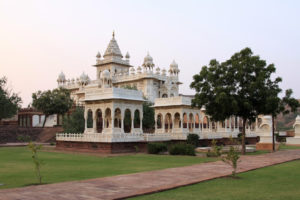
[0,125,62,143]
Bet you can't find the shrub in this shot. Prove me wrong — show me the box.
[187,134,199,147]
[222,145,240,177]
[28,142,43,184]
[206,139,222,157]
[147,143,167,154]
[169,143,195,156]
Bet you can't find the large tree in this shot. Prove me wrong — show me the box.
[63,106,85,133]
[190,47,282,154]
[32,88,73,126]
[0,77,22,121]
[265,89,299,151]
[142,101,155,132]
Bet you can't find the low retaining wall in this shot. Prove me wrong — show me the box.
[56,137,259,154]
[56,141,148,153]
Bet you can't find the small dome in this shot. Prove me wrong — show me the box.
[130,67,135,72]
[143,52,154,68]
[101,69,111,79]
[144,53,153,63]
[162,68,166,75]
[96,52,101,58]
[125,52,130,59]
[57,72,66,82]
[170,60,178,69]
[156,67,160,72]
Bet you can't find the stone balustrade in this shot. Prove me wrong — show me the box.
[154,96,192,107]
[56,133,144,143]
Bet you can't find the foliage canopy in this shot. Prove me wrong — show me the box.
[0,77,22,121]
[190,47,283,154]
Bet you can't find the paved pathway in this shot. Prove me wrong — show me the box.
[1,150,300,200]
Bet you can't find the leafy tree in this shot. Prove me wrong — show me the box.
[142,101,155,132]
[63,107,85,133]
[191,47,282,154]
[265,89,299,151]
[0,77,22,121]
[32,88,73,127]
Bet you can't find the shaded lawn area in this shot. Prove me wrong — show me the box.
[0,147,217,189]
[129,160,300,200]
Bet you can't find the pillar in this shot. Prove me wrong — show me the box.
[131,110,134,134]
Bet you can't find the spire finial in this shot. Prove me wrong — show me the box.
[112,31,115,38]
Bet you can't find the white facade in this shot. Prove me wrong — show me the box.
[56,33,271,144]
[286,115,300,144]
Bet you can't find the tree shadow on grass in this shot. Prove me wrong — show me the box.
[23,182,49,187]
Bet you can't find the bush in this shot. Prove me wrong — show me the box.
[187,134,199,147]
[222,145,240,177]
[169,143,195,156]
[206,139,222,157]
[147,143,167,154]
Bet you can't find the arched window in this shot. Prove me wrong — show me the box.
[96,109,103,133]
[124,109,132,133]
[114,108,121,128]
[165,113,172,132]
[183,113,187,128]
[105,108,111,128]
[87,109,93,128]
[174,113,181,128]
[134,110,140,128]
[157,114,162,129]
[195,114,199,128]
[162,94,168,98]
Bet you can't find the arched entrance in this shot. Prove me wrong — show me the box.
[134,109,140,128]
[165,113,172,133]
[124,109,132,133]
[96,109,103,133]
[114,108,121,128]
[105,108,111,128]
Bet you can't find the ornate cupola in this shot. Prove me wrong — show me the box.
[100,69,112,88]
[57,72,66,86]
[169,60,180,76]
[142,52,155,71]
[96,52,101,64]
[103,31,123,59]
[79,72,90,86]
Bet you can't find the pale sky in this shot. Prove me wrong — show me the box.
[1,0,299,106]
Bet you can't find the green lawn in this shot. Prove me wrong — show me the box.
[0,147,216,189]
[279,144,300,150]
[129,160,300,200]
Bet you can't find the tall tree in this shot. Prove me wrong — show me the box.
[142,101,155,132]
[63,107,85,133]
[32,88,73,127]
[0,77,22,121]
[191,47,282,154]
[265,89,299,151]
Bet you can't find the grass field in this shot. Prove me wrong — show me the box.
[129,160,300,200]
[0,147,217,189]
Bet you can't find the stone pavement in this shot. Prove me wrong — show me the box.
[1,150,300,200]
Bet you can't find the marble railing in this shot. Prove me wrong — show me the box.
[154,96,192,107]
[56,133,144,143]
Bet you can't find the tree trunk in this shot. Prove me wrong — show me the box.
[42,115,48,127]
[272,115,275,152]
[241,118,246,155]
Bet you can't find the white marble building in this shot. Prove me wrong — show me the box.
[56,33,272,146]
